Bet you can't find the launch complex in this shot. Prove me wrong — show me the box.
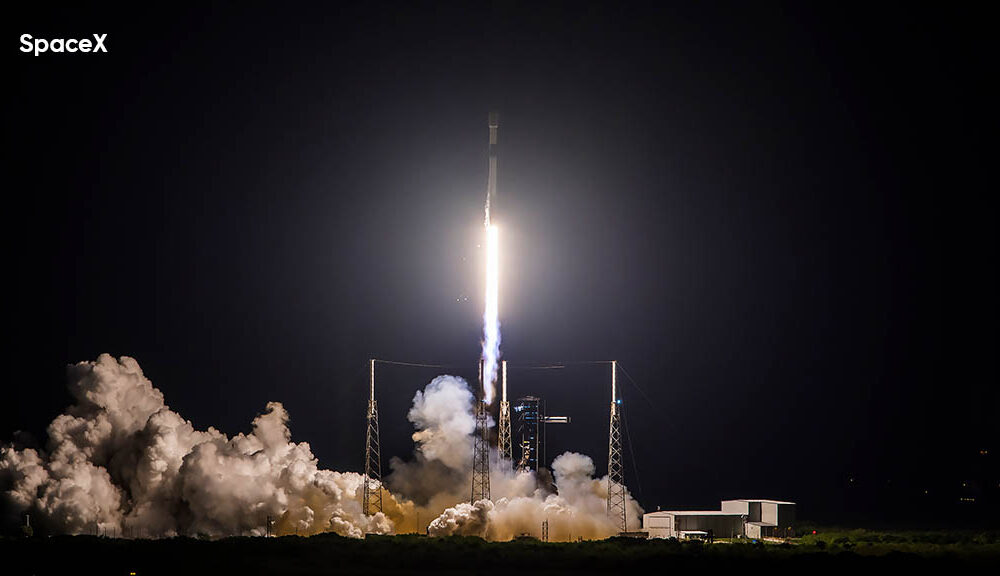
[361,114,631,534]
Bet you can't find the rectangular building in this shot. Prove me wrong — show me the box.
[721,499,796,538]
[643,510,745,539]
[644,499,795,540]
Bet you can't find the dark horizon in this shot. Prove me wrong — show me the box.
[5,3,995,527]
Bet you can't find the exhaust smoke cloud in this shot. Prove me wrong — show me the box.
[0,355,393,538]
[2,355,641,540]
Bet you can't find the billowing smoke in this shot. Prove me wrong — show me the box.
[408,376,476,470]
[0,355,395,538]
[386,376,644,541]
[2,355,642,540]
[425,452,643,540]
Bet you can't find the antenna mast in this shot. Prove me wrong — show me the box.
[607,360,626,532]
[363,358,383,515]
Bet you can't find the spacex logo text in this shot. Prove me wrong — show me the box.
[20,34,108,56]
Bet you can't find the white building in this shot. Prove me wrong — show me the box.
[721,499,796,539]
[643,499,796,540]
[643,510,745,539]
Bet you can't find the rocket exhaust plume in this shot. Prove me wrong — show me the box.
[481,112,501,404]
[481,224,500,404]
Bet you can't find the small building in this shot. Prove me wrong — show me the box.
[643,510,745,540]
[643,499,796,540]
[721,499,796,538]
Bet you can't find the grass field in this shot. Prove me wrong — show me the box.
[3,528,998,575]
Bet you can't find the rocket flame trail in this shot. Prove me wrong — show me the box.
[481,223,500,404]
[481,112,501,405]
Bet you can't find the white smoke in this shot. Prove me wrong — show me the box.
[428,499,494,536]
[2,355,642,541]
[386,376,643,541]
[0,354,393,538]
[426,452,643,540]
[407,376,476,471]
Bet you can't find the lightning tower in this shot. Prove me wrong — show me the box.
[498,360,512,464]
[471,361,491,503]
[363,359,383,515]
[607,360,626,532]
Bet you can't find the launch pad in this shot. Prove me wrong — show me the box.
[361,113,632,533]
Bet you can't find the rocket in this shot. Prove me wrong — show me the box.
[486,111,499,226]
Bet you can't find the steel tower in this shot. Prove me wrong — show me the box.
[607,360,626,532]
[513,396,571,473]
[471,361,491,503]
[363,359,383,515]
[498,360,512,464]
[472,113,498,502]
[514,396,542,472]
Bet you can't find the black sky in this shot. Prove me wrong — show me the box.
[5,2,995,524]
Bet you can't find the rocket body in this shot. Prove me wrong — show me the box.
[486,112,499,226]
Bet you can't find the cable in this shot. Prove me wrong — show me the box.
[615,362,659,412]
[506,360,613,370]
[620,390,643,496]
[371,359,459,369]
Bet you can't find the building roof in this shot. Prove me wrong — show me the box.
[722,499,795,505]
[644,510,744,517]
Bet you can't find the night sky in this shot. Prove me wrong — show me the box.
[6,3,995,524]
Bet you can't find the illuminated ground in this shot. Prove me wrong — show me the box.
[2,530,998,574]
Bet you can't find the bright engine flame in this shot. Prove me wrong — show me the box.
[481,224,500,404]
